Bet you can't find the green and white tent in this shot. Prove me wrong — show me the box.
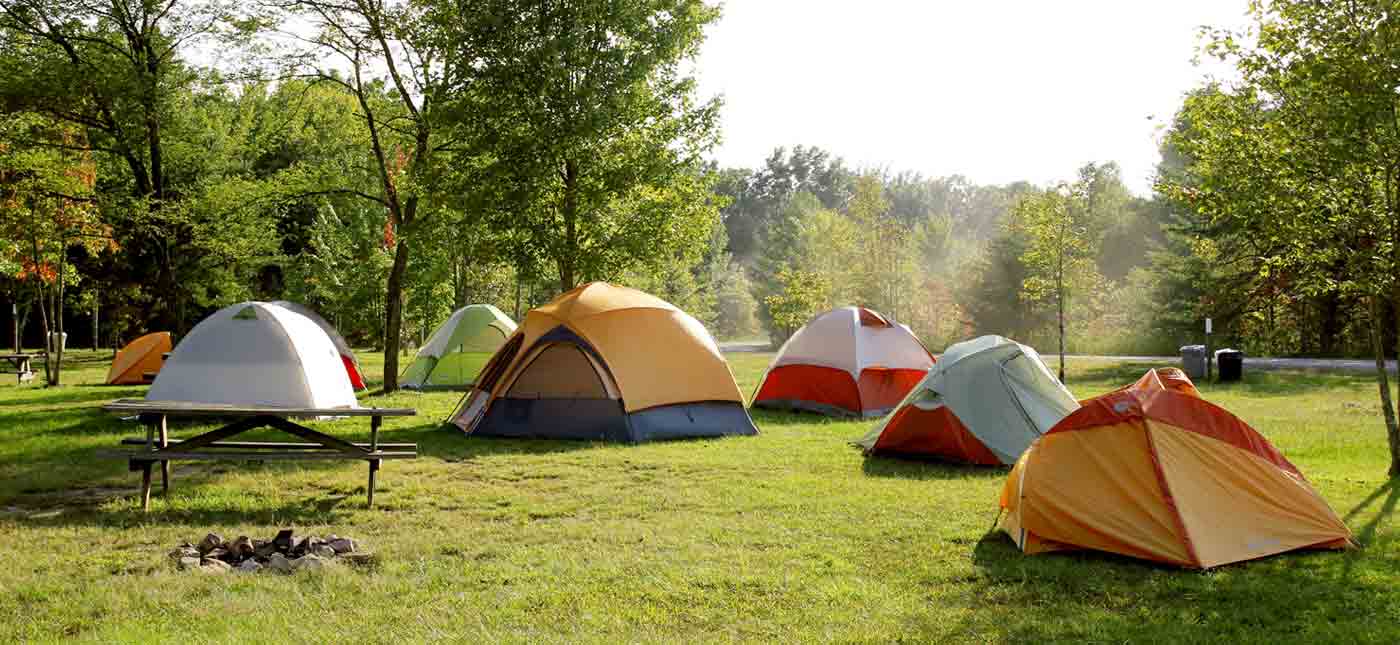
[401,305,517,390]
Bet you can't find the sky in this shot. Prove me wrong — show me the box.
[693,1,1253,195]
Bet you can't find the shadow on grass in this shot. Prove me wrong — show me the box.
[746,408,865,427]
[861,455,1008,481]
[6,492,358,529]
[1345,479,1398,547]
[965,527,1395,642]
[0,387,142,409]
[394,422,620,461]
[1072,362,1363,398]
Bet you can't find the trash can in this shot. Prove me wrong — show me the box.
[1216,348,1243,382]
[1180,345,1207,380]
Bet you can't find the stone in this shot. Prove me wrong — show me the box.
[253,540,279,559]
[199,559,232,574]
[291,554,329,572]
[197,533,224,555]
[304,536,327,552]
[272,529,294,553]
[289,537,308,557]
[310,545,336,559]
[178,556,200,570]
[204,548,229,562]
[229,536,255,560]
[236,559,263,573]
[328,538,356,554]
[169,546,200,561]
[266,552,294,574]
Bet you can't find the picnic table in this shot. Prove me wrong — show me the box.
[99,400,417,511]
[1,353,41,383]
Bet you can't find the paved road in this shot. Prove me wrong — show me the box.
[717,342,1395,374]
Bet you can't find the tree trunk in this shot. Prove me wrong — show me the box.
[92,295,99,352]
[1370,296,1400,478]
[559,159,579,292]
[52,251,65,387]
[381,238,411,392]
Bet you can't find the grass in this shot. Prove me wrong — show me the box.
[0,349,1397,643]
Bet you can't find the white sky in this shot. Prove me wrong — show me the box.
[694,1,1252,195]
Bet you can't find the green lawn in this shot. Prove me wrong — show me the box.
[0,350,1397,643]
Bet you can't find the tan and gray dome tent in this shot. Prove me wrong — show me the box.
[400,304,516,390]
[856,335,1077,464]
[147,302,358,409]
[449,282,757,442]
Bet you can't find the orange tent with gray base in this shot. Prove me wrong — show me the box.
[106,332,173,385]
[999,387,1353,568]
[449,282,758,442]
[1115,366,1201,399]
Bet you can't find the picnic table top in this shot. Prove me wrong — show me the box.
[0,353,43,360]
[102,399,417,417]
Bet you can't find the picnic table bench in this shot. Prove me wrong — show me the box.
[1,353,41,383]
[98,399,417,511]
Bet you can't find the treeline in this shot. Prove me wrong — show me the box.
[0,0,726,388]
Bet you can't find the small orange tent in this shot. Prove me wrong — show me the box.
[1000,387,1353,568]
[1115,367,1201,399]
[106,332,172,385]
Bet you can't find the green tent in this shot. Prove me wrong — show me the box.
[400,305,517,390]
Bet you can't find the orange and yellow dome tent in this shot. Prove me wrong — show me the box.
[999,385,1353,568]
[106,332,172,385]
[449,282,758,442]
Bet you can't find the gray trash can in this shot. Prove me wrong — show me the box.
[1180,345,1207,380]
[1216,348,1243,382]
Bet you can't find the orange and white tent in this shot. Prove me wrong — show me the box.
[450,282,757,442]
[106,332,173,385]
[752,307,935,417]
[999,387,1353,568]
[856,335,1077,464]
[1115,366,1201,399]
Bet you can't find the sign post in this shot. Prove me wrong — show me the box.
[1205,318,1213,382]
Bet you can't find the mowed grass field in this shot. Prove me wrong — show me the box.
[1,349,1397,643]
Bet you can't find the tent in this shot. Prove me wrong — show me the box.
[855,335,1078,465]
[269,301,366,390]
[1115,366,1201,399]
[999,387,1353,568]
[400,305,517,390]
[147,302,358,409]
[106,331,173,385]
[449,282,758,442]
[752,307,935,417]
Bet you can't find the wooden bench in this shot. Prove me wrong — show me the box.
[99,400,417,511]
[0,353,40,384]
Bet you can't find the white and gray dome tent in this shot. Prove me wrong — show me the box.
[856,335,1077,464]
[147,302,359,409]
[269,300,366,390]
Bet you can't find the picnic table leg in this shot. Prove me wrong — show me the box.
[140,464,152,512]
[367,415,382,508]
[159,414,169,495]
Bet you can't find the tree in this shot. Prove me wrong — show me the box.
[764,268,831,342]
[1165,0,1400,475]
[270,0,485,391]
[0,0,252,331]
[466,0,723,293]
[1013,177,1103,381]
[0,115,109,385]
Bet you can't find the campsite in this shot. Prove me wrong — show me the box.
[5,0,1400,643]
[1,350,1397,641]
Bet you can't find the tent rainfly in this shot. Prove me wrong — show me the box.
[270,300,366,390]
[751,306,935,417]
[106,331,173,385]
[449,282,758,442]
[147,302,358,409]
[400,305,517,390]
[999,386,1354,568]
[856,335,1078,465]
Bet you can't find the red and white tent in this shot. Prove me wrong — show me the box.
[752,307,935,417]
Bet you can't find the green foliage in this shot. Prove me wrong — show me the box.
[764,268,832,342]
